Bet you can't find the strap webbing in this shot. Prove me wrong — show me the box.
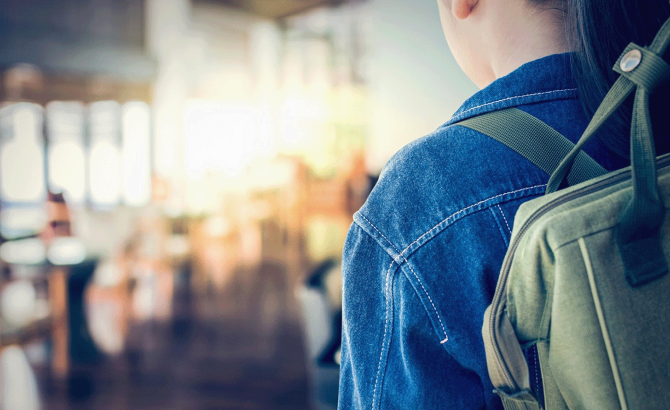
[456,108,606,185]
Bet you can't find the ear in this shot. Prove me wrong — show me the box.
[452,0,479,20]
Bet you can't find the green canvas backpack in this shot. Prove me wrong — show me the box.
[457,17,670,410]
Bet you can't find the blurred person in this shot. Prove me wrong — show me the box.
[41,191,72,244]
[338,0,670,408]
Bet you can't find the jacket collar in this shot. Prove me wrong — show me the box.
[445,53,578,126]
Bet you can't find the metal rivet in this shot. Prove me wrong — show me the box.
[620,49,642,72]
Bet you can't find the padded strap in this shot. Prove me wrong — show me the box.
[456,108,606,184]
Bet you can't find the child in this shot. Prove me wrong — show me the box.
[338,1,670,408]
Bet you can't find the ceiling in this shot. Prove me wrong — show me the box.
[201,0,354,19]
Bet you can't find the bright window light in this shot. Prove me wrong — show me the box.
[89,140,122,207]
[0,238,46,265]
[183,100,257,180]
[46,102,86,204]
[0,103,45,203]
[47,237,86,265]
[0,207,47,239]
[121,102,152,206]
[88,102,122,208]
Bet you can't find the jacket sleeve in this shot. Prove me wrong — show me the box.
[338,216,504,410]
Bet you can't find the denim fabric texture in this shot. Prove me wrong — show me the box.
[338,53,624,410]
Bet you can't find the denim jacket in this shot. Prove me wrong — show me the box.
[338,53,624,409]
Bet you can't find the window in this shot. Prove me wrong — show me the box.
[0,103,46,203]
[121,101,151,206]
[88,101,122,208]
[46,101,86,204]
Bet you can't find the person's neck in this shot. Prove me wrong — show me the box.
[483,9,571,86]
[490,36,570,81]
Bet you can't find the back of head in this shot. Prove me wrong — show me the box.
[537,0,670,159]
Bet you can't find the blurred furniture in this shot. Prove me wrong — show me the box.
[49,266,69,376]
[0,258,103,376]
[0,265,70,378]
[0,193,96,376]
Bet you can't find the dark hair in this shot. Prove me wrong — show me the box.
[533,0,670,160]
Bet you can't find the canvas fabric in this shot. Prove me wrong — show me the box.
[476,17,670,410]
[490,157,670,410]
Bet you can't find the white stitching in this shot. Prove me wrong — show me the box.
[394,184,545,262]
[534,346,540,394]
[497,205,512,234]
[401,257,449,341]
[451,88,577,122]
[358,184,544,352]
[359,213,401,255]
[371,260,395,410]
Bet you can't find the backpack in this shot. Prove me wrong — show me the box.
[456,17,670,410]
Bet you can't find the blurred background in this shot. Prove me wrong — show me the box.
[0,0,475,409]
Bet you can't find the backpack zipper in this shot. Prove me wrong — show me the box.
[488,155,670,391]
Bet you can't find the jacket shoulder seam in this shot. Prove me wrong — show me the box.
[448,88,577,124]
[353,217,452,346]
[397,184,546,261]
[356,213,402,257]
[371,258,398,410]
[353,184,545,346]
[398,258,450,343]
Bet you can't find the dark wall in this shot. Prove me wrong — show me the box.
[0,0,155,80]
[1,0,145,48]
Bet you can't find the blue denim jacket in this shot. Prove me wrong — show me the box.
[338,53,624,409]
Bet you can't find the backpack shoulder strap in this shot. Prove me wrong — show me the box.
[455,108,607,187]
